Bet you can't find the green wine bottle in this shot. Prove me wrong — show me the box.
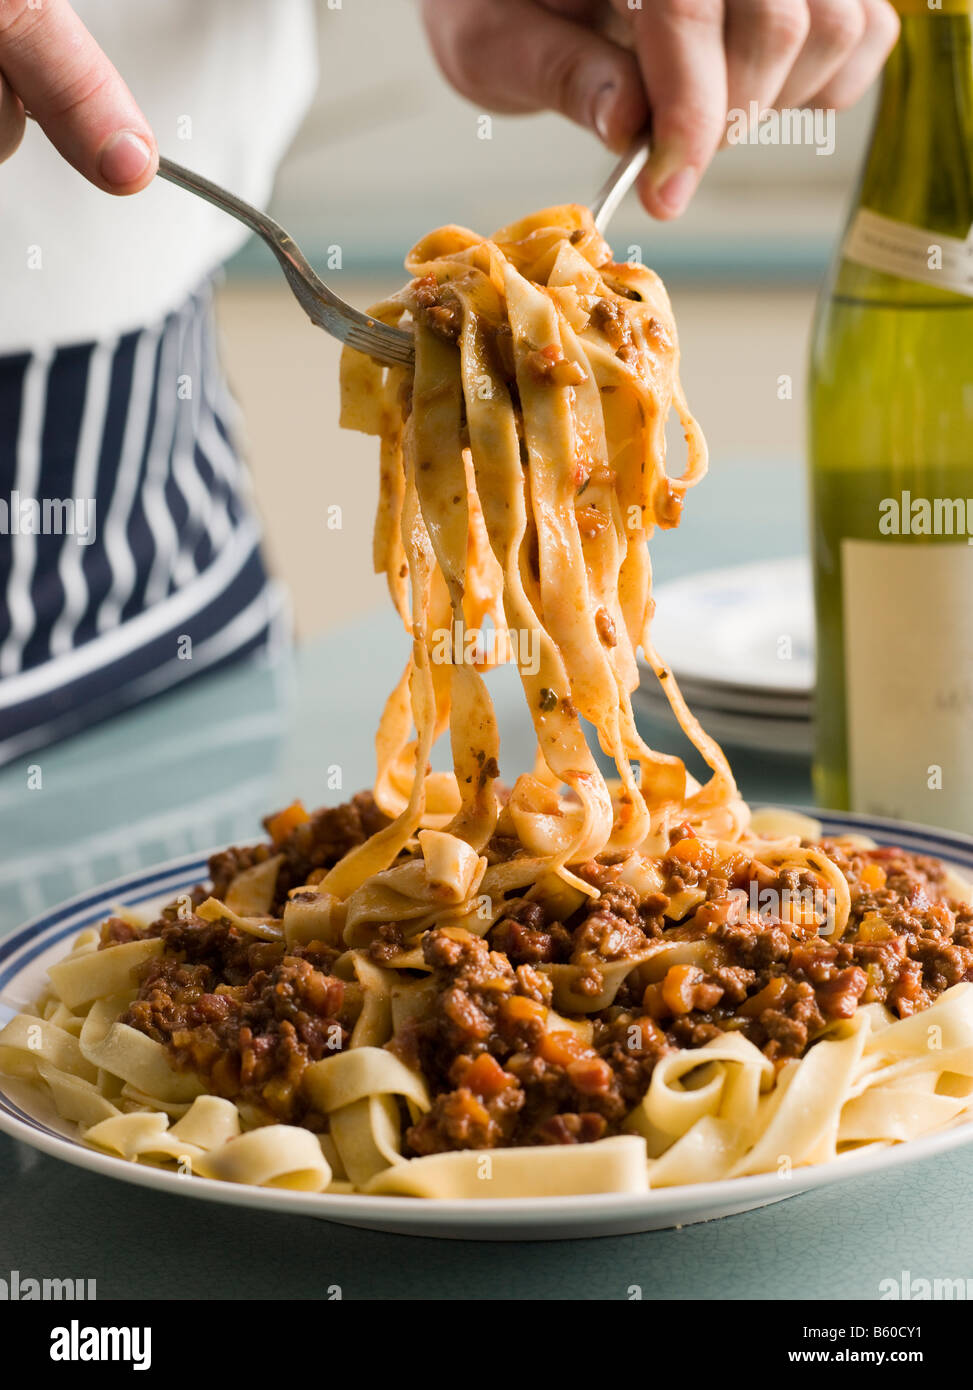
[808,0,973,830]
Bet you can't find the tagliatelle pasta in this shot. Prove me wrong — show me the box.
[3,206,973,1201]
[338,204,743,885]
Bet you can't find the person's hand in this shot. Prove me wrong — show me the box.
[0,0,156,193]
[421,0,900,220]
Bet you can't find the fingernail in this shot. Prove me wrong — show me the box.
[97,130,152,187]
[593,83,616,144]
[655,167,697,217]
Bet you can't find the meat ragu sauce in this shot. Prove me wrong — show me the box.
[101,794,973,1155]
[107,918,348,1130]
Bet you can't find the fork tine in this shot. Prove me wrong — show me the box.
[343,320,415,367]
[278,261,414,366]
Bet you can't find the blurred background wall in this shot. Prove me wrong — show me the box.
[215,0,877,639]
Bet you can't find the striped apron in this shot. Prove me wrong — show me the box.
[0,281,288,766]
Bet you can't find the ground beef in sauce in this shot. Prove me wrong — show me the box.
[113,913,349,1127]
[392,832,973,1154]
[208,790,389,916]
[411,274,463,342]
[395,928,632,1154]
[588,296,640,364]
[107,795,973,1157]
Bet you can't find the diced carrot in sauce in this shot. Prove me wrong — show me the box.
[630,1016,666,1050]
[669,837,713,869]
[463,1052,514,1098]
[857,913,894,943]
[661,964,704,1015]
[538,1030,589,1067]
[693,898,735,929]
[455,1091,491,1127]
[641,982,667,1020]
[669,836,701,863]
[721,851,754,881]
[575,505,611,538]
[566,1055,614,1095]
[524,345,586,387]
[861,863,887,892]
[738,975,789,1018]
[265,800,310,847]
[499,994,547,1028]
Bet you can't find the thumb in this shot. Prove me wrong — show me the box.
[0,0,157,193]
[422,0,647,151]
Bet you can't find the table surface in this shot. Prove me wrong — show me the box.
[2,457,970,1301]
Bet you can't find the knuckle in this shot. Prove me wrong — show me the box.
[659,101,723,159]
[41,63,113,122]
[809,0,866,52]
[753,0,812,53]
[0,0,41,42]
[543,42,590,117]
[662,0,725,28]
[864,0,901,50]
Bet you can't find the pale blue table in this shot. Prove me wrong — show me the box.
[1,458,969,1299]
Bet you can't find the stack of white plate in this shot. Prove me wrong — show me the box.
[634,557,813,757]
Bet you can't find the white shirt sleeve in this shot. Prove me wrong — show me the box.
[0,0,318,354]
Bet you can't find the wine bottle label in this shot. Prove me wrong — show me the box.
[841,538,973,829]
[842,209,973,298]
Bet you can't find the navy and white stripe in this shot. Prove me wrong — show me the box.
[0,281,288,765]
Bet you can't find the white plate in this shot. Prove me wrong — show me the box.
[651,557,813,695]
[633,687,812,757]
[672,675,812,719]
[3,809,973,1241]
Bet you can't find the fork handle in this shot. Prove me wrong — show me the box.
[590,133,652,235]
[156,156,335,306]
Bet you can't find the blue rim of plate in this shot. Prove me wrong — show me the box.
[2,806,973,1213]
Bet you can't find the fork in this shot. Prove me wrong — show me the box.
[156,135,650,370]
[156,157,414,368]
